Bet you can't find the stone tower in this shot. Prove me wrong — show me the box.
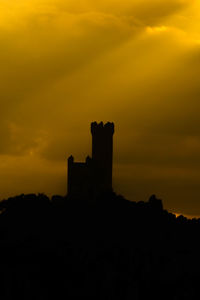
[67,122,115,198]
[91,122,114,192]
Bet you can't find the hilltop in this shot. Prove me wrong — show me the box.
[0,192,200,299]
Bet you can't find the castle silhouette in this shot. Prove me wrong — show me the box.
[68,122,114,198]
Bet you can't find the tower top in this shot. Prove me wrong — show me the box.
[91,122,114,135]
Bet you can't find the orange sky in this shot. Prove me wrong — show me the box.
[1,0,200,216]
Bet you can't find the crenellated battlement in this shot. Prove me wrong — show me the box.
[68,155,74,165]
[91,121,114,136]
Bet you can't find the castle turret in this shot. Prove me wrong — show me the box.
[91,121,114,192]
[67,122,115,198]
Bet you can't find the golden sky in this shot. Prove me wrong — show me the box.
[1,0,200,216]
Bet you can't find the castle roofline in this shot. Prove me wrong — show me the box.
[91,121,114,135]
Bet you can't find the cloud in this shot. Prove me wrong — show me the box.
[0,1,138,156]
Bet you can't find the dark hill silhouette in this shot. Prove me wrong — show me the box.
[0,192,200,299]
